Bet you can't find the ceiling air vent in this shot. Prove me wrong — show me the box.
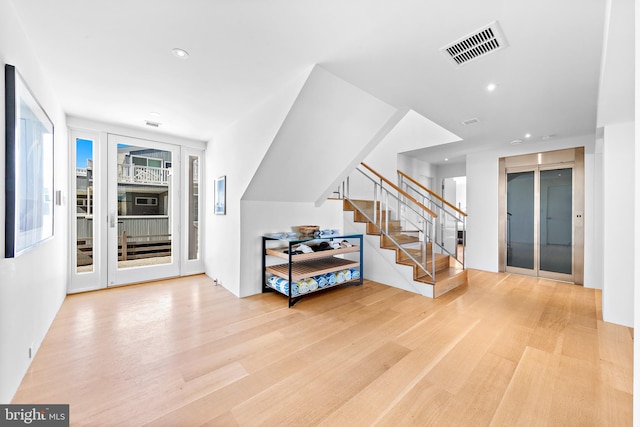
[145,120,161,128]
[461,118,480,126]
[441,21,508,67]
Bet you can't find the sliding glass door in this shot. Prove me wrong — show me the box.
[501,148,583,283]
[506,171,535,271]
[539,168,573,275]
[506,167,573,281]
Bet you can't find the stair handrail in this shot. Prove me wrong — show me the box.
[361,163,437,219]
[396,169,466,268]
[340,164,439,282]
[397,170,467,217]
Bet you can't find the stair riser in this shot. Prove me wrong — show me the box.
[344,197,465,298]
[399,255,450,274]
[380,234,420,248]
[434,269,468,298]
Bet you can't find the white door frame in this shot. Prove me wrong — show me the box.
[69,129,206,293]
[69,129,106,293]
[180,146,205,276]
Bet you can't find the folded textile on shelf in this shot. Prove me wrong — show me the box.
[276,278,289,293]
[343,269,352,281]
[296,244,314,254]
[327,273,337,285]
[317,275,329,288]
[339,240,353,248]
[298,280,310,294]
[350,268,360,279]
[306,277,319,292]
[336,270,345,283]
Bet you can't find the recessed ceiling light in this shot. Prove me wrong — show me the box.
[444,158,449,162]
[149,111,161,117]
[172,48,189,59]
[510,139,523,145]
[486,83,498,92]
[524,133,532,139]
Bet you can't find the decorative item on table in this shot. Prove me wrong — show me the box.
[317,229,340,237]
[297,225,319,236]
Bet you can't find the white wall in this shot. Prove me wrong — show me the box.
[239,200,343,297]
[0,0,68,403]
[211,66,423,298]
[583,132,604,290]
[364,109,460,182]
[634,0,639,418]
[205,70,310,297]
[398,155,436,189]
[602,122,634,327]
[465,149,500,272]
[435,162,467,197]
[244,65,402,206]
[66,116,207,150]
[596,0,635,328]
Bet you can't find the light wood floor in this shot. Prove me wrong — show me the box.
[13,271,632,426]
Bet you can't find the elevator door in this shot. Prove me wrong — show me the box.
[506,166,574,282]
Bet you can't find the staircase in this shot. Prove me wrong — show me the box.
[338,163,468,298]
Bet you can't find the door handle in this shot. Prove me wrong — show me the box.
[109,211,116,228]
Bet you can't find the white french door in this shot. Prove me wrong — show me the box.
[70,130,203,292]
[107,134,180,286]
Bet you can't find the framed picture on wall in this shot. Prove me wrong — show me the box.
[214,175,226,215]
[5,64,55,258]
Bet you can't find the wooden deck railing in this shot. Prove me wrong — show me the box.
[76,233,171,266]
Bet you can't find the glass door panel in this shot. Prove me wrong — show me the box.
[180,148,204,276]
[187,155,199,260]
[108,134,179,286]
[75,138,95,273]
[116,143,172,269]
[506,171,535,270]
[70,130,105,294]
[539,168,572,275]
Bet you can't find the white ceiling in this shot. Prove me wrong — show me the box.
[10,0,607,163]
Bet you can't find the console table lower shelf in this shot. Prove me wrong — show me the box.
[262,234,363,307]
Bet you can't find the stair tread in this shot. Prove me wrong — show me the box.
[435,266,466,281]
[414,266,466,283]
[343,196,467,298]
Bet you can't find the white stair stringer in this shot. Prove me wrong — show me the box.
[343,212,435,298]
